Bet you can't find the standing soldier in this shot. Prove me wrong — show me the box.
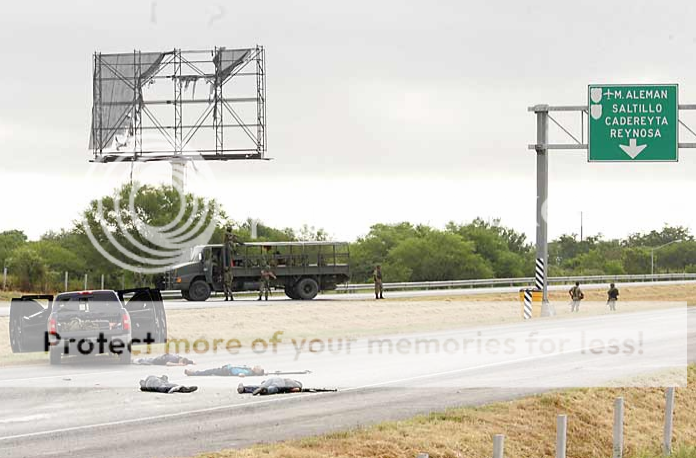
[258,265,277,301]
[223,225,245,261]
[223,265,234,301]
[568,281,584,312]
[373,265,384,300]
[607,283,619,311]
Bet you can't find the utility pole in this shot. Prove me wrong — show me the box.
[580,211,583,242]
[533,104,554,316]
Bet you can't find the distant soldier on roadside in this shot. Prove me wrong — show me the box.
[373,265,384,300]
[607,283,619,311]
[258,265,277,301]
[569,281,584,312]
[223,265,234,301]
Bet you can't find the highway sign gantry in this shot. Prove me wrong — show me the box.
[588,84,678,162]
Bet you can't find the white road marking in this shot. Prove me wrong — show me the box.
[0,370,125,384]
[0,414,51,424]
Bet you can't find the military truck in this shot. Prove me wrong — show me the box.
[162,241,350,301]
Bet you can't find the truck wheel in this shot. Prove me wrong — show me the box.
[188,280,211,302]
[295,278,319,300]
[49,346,62,365]
[181,290,191,301]
[284,285,300,300]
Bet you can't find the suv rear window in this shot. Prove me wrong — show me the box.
[54,291,122,312]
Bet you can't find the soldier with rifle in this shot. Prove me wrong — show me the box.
[236,377,337,395]
[569,281,584,312]
[373,264,384,300]
[607,283,619,311]
[223,265,234,301]
[258,265,277,301]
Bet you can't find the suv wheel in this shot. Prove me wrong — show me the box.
[9,317,22,353]
[188,280,211,302]
[295,278,319,300]
[49,346,62,365]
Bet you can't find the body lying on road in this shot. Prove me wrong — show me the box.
[133,353,194,366]
[184,365,311,377]
[139,375,198,394]
[237,377,337,395]
[185,364,264,377]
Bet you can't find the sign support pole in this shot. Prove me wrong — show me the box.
[534,105,554,316]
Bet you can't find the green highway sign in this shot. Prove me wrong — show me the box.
[587,84,678,162]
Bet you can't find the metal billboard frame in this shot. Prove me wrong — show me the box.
[91,46,267,163]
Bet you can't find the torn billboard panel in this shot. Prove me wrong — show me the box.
[90,52,166,151]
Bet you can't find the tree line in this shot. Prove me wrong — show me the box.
[1,184,694,292]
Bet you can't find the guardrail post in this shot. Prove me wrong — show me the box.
[64,271,68,291]
[556,414,567,458]
[84,273,88,290]
[663,387,675,455]
[613,397,624,458]
[493,434,505,458]
[101,274,105,290]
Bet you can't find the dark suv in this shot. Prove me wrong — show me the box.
[9,288,167,365]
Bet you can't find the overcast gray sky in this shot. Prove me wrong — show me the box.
[1,0,695,242]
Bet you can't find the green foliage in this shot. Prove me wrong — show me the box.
[4,184,696,292]
[7,245,47,291]
[350,223,420,282]
[0,230,27,267]
[446,218,531,278]
[385,231,493,282]
[625,225,693,247]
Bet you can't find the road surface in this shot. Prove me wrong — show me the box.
[0,306,692,458]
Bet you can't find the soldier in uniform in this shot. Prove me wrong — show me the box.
[568,281,584,312]
[607,283,619,311]
[223,225,243,266]
[373,265,384,300]
[223,265,234,301]
[258,265,277,301]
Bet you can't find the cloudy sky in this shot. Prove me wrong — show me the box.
[1,0,695,243]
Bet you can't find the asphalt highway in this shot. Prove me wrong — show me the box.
[0,307,692,458]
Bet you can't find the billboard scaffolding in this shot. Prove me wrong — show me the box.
[90,46,266,163]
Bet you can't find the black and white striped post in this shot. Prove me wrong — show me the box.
[523,289,533,320]
[535,258,545,290]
